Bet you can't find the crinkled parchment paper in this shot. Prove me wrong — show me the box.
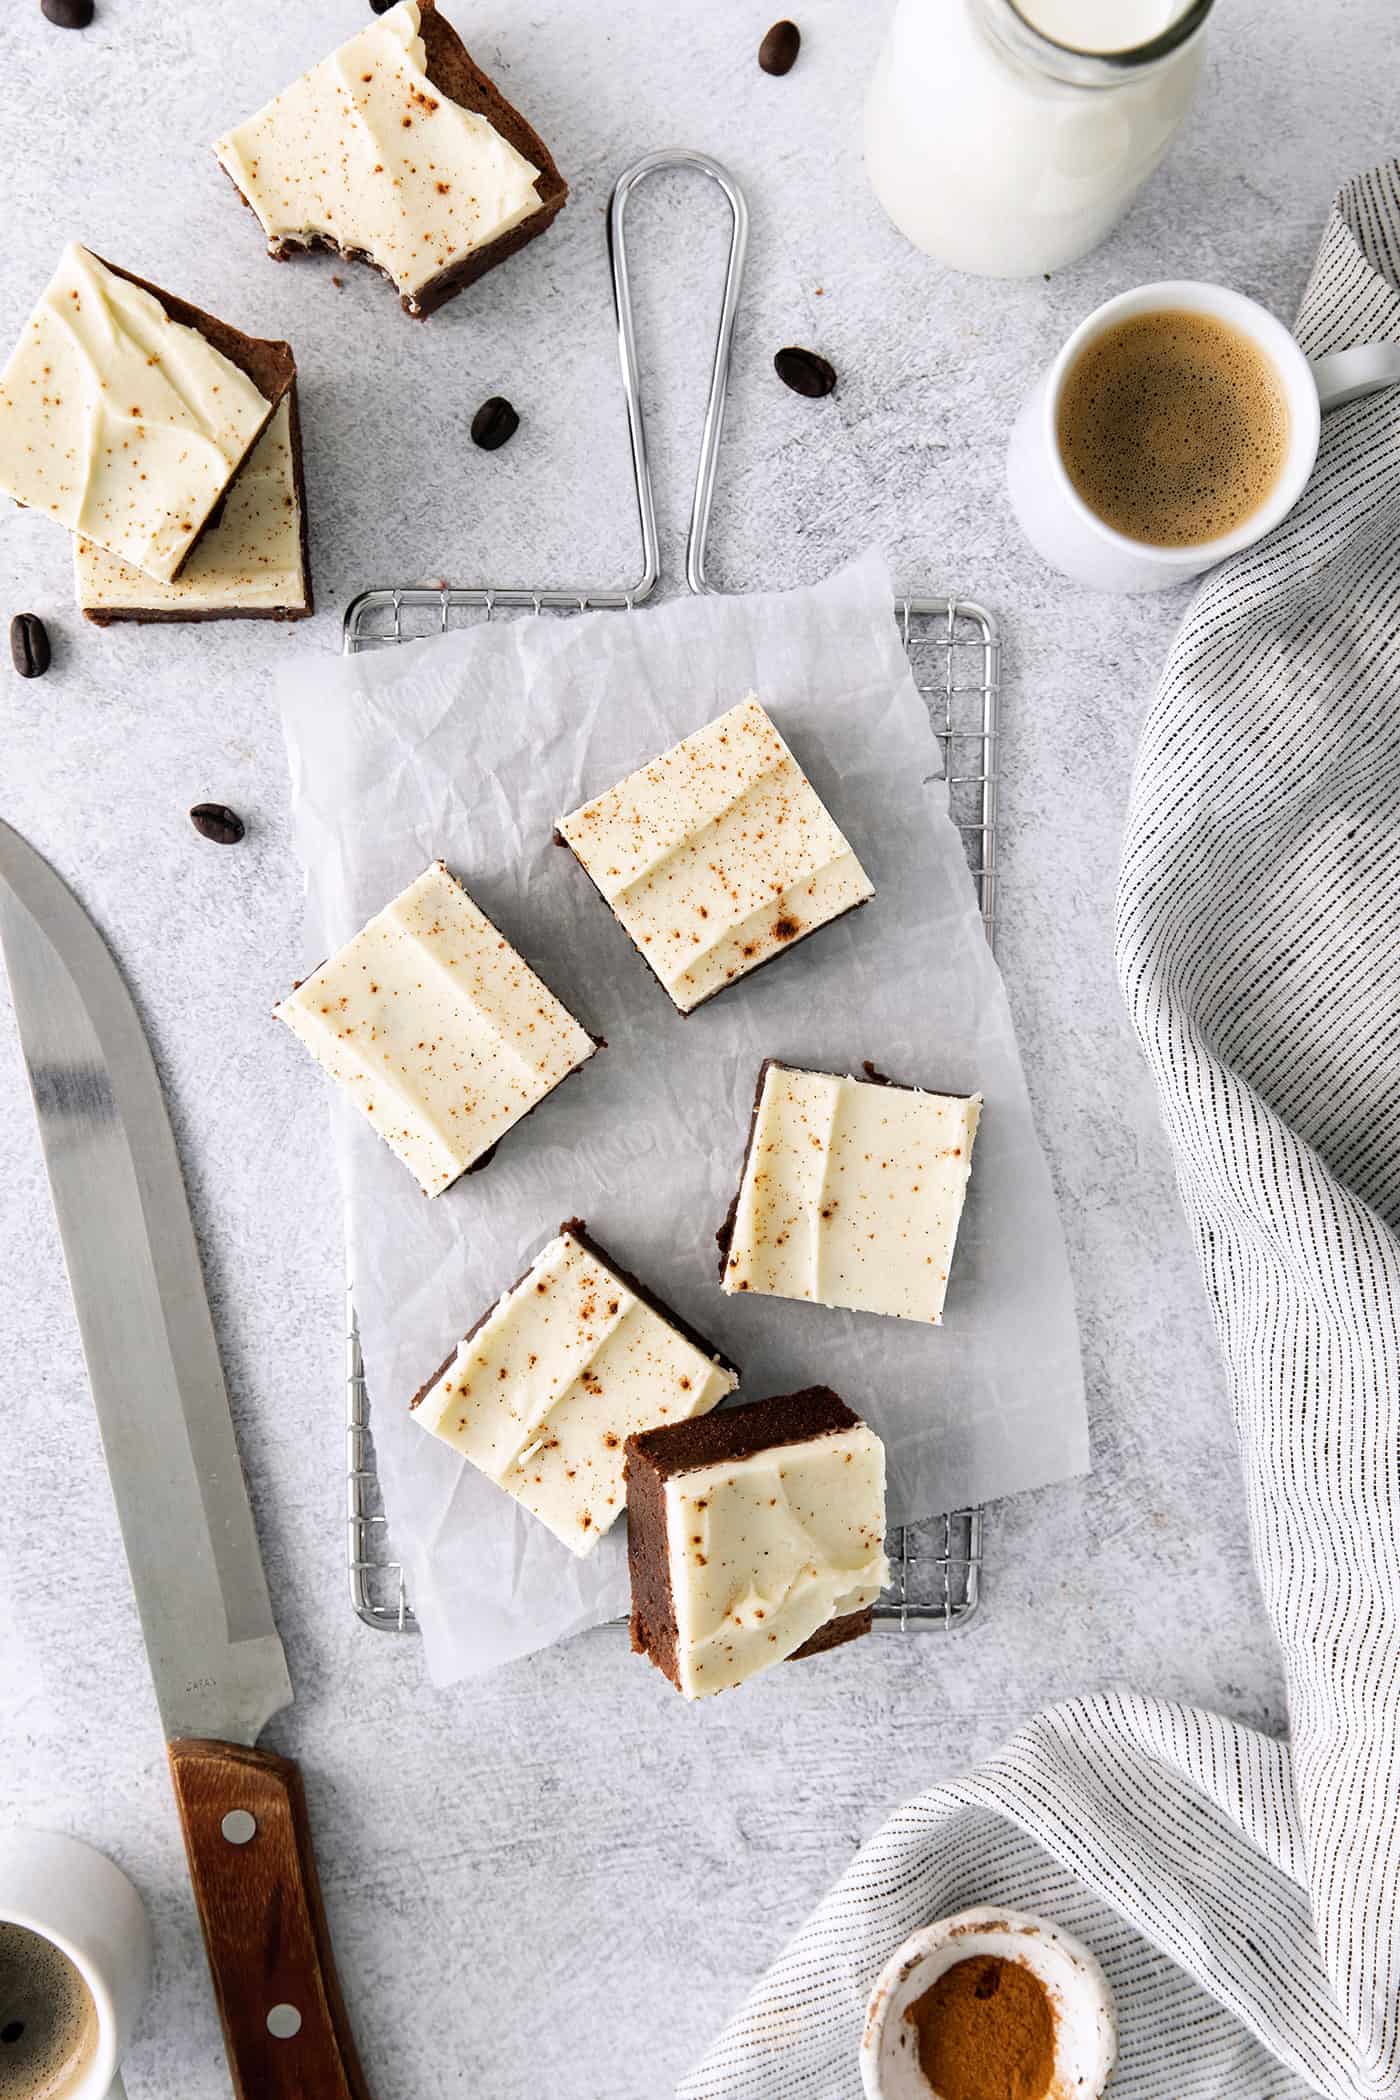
[279,554,1086,1683]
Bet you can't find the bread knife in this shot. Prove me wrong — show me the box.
[0,817,370,2100]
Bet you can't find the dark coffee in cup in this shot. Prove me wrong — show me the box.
[1056,308,1290,546]
[0,1924,99,2100]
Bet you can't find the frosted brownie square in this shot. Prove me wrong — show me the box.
[556,696,874,1015]
[0,244,290,583]
[625,1388,888,1699]
[411,1221,738,1555]
[275,862,598,1196]
[718,1060,982,1325]
[214,0,567,319]
[76,391,311,623]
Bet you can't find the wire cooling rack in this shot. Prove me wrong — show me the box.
[340,150,998,1637]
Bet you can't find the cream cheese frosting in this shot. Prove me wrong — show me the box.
[75,396,305,614]
[275,862,597,1196]
[412,1230,737,1554]
[664,1424,888,1699]
[557,696,875,1014]
[0,243,272,583]
[722,1063,982,1324]
[214,1,543,303]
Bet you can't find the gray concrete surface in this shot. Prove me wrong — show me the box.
[1,1,1389,2093]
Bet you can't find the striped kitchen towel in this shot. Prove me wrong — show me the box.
[679,160,1400,2100]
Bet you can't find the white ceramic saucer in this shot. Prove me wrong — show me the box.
[860,1905,1116,2100]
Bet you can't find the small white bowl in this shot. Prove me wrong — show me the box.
[860,1906,1116,2100]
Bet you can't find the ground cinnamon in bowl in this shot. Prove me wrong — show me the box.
[903,1954,1056,2100]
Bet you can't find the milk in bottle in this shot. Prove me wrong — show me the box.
[864,0,1211,277]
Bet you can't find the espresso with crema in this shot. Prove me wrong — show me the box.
[1057,309,1290,546]
[0,1925,99,2100]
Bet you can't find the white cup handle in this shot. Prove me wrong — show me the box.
[1311,341,1400,409]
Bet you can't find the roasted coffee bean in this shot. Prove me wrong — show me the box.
[471,395,520,451]
[10,614,50,679]
[41,0,95,26]
[189,803,246,846]
[774,345,836,398]
[759,19,801,74]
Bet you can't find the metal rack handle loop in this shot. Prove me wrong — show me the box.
[608,149,750,602]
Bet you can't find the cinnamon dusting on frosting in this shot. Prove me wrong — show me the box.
[411,1228,738,1553]
[557,696,874,1013]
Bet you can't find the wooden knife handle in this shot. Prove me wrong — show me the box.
[168,1738,371,2100]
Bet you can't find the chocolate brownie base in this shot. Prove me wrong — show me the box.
[789,1605,876,1661]
[629,1385,860,1477]
[624,1428,676,1675]
[235,0,567,319]
[82,383,314,625]
[408,1342,459,1415]
[625,1386,872,1690]
[409,1218,736,1415]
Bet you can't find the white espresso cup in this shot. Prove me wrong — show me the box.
[1007,278,1400,592]
[0,1831,152,2100]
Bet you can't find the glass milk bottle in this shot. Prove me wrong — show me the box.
[865,0,1212,278]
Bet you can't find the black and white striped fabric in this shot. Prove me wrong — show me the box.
[680,162,1400,2100]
